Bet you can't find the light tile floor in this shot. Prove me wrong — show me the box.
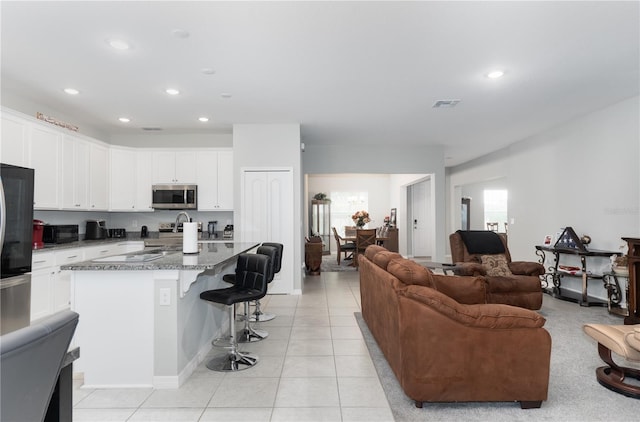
[72,270,394,422]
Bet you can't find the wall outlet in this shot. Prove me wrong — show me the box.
[159,288,171,306]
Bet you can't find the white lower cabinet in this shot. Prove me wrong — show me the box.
[30,251,56,321]
[30,242,144,321]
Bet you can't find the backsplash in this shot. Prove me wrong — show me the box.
[34,210,233,235]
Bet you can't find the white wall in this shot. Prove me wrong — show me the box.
[233,124,303,293]
[448,96,639,298]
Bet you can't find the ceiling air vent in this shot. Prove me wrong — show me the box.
[141,127,163,131]
[432,99,461,108]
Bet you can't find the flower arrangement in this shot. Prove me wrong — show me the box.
[352,210,371,228]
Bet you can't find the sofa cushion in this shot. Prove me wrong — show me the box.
[364,245,387,261]
[372,251,403,270]
[402,285,546,329]
[431,274,487,305]
[481,254,513,277]
[387,258,434,288]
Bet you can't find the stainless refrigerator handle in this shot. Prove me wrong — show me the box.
[0,176,6,255]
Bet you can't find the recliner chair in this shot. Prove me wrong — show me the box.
[449,230,544,310]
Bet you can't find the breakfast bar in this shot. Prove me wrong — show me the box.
[62,242,259,389]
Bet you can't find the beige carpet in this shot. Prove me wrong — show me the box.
[356,294,639,421]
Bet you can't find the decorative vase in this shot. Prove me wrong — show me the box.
[356,221,365,229]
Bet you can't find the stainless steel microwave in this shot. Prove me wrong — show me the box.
[152,184,197,210]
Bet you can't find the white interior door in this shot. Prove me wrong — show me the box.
[410,180,431,258]
[241,169,294,294]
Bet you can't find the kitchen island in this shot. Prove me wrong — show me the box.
[62,242,259,389]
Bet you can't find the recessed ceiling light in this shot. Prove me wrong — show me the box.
[201,68,216,75]
[64,88,80,95]
[198,117,209,122]
[118,117,131,123]
[165,88,180,96]
[487,70,505,79]
[108,39,130,50]
[221,93,232,99]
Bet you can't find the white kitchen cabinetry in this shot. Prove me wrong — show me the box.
[196,150,234,210]
[110,148,153,211]
[29,124,63,209]
[152,151,197,184]
[61,134,90,210]
[110,147,137,210]
[89,143,109,210]
[54,249,85,313]
[31,242,144,321]
[136,151,154,210]
[1,112,29,166]
[30,252,56,321]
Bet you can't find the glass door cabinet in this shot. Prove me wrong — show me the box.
[310,199,331,255]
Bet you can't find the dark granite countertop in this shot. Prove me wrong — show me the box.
[60,242,259,271]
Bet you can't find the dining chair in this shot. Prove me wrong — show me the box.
[332,227,355,265]
[354,229,377,268]
[345,226,357,237]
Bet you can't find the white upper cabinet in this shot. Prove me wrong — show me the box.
[89,142,109,210]
[109,147,153,211]
[1,112,29,166]
[61,134,90,210]
[196,150,234,210]
[109,147,137,210]
[135,150,153,210]
[152,151,197,184]
[29,124,62,209]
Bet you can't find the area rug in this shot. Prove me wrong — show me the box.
[355,295,639,421]
[321,253,357,272]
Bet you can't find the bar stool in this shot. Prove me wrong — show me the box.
[249,242,283,322]
[237,245,278,343]
[199,253,270,371]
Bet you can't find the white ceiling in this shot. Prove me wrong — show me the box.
[2,1,638,166]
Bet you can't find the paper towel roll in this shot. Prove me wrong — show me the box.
[182,222,199,254]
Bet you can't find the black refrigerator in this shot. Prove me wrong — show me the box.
[1,163,35,334]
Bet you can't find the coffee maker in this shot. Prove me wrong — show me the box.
[207,221,218,239]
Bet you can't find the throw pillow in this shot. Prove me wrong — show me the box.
[481,254,513,277]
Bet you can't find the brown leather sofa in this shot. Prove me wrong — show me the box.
[450,230,544,310]
[359,245,551,409]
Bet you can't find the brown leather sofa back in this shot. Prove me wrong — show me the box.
[359,245,551,408]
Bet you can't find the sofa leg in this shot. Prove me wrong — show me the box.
[414,400,423,408]
[519,400,541,409]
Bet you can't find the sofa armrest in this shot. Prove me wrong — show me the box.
[509,261,546,277]
[402,285,546,329]
[430,274,488,305]
[453,262,487,276]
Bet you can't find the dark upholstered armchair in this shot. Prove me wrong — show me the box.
[450,230,544,310]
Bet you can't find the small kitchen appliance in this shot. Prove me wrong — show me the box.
[223,224,234,239]
[32,219,45,249]
[207,221,217,239]
[43,224,79,244]
[85,220,107,240]
[108,228,126,238]
[140,226,148,238]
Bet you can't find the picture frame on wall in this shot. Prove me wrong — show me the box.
[389,208,397,227]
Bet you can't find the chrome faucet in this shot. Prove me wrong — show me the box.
[173,211,191,233]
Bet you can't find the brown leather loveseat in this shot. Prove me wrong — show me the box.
[450,230,544,310]
[359,245,551,409]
